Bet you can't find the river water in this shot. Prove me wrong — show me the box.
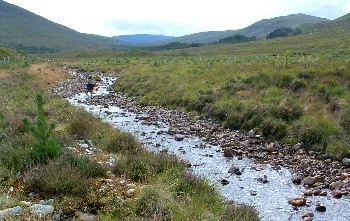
[66,74,350,221]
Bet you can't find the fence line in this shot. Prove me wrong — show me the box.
[0,54,43,64]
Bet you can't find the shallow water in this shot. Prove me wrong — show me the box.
[67,74,350,221]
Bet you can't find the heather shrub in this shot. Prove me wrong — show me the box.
[222,204,259,221]
[325,142,350,160]
[294,117,340,149]
[134,185,173,220]
[260,118,288,139]
[104,130,141,154]
[67,113,94,140]
[25,158,89,197]
[340,110,350,133]
[113,151,184,183]
[62,153,106,178]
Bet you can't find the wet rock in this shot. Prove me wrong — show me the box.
[292,175,302,184]
[329,181,344,190]
[223,148,235,158]
[342,158,350,167]
[250,190,258,196]
[288,196,306,207]
[303,177,316,186]
[301,210,314,219]
[221,179,230,186]
[313,189,322,196]
[30,204,54,217]
[228,165,242,175]
[303,189,313,196]
[257,175,268,184]
[315,202,326,212]
[332,189,343,198]
[175,134,185,141]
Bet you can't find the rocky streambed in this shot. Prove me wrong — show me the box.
[52,71,350,221]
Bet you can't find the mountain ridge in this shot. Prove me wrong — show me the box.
[113,34,175,43]
[0,0,125,52]
[0,0,338,52]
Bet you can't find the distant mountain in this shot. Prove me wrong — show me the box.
[113,34,175,43]
[300,13,350,33]
[140,14,328,46]
[0,0,125,52]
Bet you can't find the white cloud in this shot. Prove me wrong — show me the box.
[4,0,349,37]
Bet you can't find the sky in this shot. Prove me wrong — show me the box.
[4,0,350,37]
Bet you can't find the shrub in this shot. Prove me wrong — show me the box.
[294,117,340,150]
[62,153,106,178]
[22,94,62,164]
[25,158,89,197]
[260,118,288,139]
[113,151,184,183]
[105,131,141,154]
[0,141,30,174]
[134,185,173,220]
[277,100,304,122]
[290,79,306,91]
[325,142,350,160]
[224,113,243,129]
[67,114,94,140]
[241,104,270,130]
[340,110,350,133]
[222,204,259,221]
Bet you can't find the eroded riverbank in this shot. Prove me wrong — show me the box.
[52,72,350,221]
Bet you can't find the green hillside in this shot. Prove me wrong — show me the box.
[58,13,350,160]
[140,14,328,46]
[0,0,127,52]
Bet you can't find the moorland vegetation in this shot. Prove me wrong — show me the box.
[0,54,258,220]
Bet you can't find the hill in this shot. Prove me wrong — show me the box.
[140,14,328,46]
[113,34,175,43]
[0,0,126,52]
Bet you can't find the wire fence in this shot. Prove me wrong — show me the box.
[0,54,44,64]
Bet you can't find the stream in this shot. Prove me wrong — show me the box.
[64,73,350,221]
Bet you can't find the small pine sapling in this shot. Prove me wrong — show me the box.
[23,94,62,164]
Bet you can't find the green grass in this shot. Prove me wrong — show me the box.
[58,29,350,159]
[0,62,258,220]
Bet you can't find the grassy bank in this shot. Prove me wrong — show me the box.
[0,61,258,220]
[56,30,350,160]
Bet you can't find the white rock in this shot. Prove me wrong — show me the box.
[0,206,23,219]
[30,204,54,217]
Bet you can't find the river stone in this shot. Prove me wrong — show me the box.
[174,134,185,141]
[288,196,306,207]
[223,148,235,157]
[228,165,241,175]
[303,177,316,186]
[303,189,313,196]
[0,206,23,219]
[78,212,97,221]
[301,210,314,218]
[292,175,302,184]
[221,179,230,185]
[342,158,350,167]
[30,204,54,217]
[332,190,343,198]
[329,181,344,190]
[315,202,326,212]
